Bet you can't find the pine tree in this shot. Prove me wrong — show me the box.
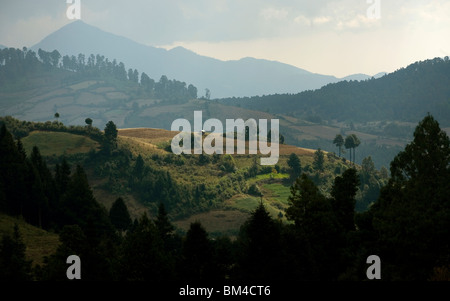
[0,224,32,280]
[371,114,450,280]
[60,165,112,245]
[331,168,359,232]
[29,146,54,228]
[132,154,145,181]
[54,157,71,199]
[119,213,173,281]
[333,134,344,157]
[237,201,282,280]
[344,135,355,163]
[287,152,302,180]
[103,121,118,153]
[286,174,342,279]
[155,203,174,242]
[0,125,28,216]
[109,197,132,232]
[180,221,217,281]
[313,148,325,172]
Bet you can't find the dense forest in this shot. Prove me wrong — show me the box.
[0,114,449,281]
[219,57,450,126]
[0,47,198,102]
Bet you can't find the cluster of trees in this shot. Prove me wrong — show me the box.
[0,123,112,232]
[58,49,198,102]
[333,134,360,163]
[1,114,449,281]
[0,115,103,141]
[0,47,45,81]
[0,47,198,102]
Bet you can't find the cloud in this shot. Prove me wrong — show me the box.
[260,7,289,21]
[294,15,311,26]
[312,16,331,25]
[1,16,69,48]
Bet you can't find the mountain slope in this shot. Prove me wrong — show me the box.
[219,57,450,127]
[0,213,60,267]
[31,21,377,98]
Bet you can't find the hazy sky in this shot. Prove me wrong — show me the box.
[1,0,450,77]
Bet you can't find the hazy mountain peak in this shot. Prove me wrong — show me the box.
[30,21,382,98]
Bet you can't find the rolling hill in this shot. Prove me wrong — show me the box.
[2,117,375,236]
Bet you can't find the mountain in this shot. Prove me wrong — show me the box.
[340,72,387,81]
[219,57,450,127]
[31,21,380,98]
[0,44,7,49]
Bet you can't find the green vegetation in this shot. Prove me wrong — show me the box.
[3,47,445,169]
[22,131,99,156]
[1,46,449,281]
[0,213,59,268]
[0,112,449,281]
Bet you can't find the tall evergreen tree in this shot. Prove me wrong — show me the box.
[236,201,282,280]
[54,157,71,199]
[155,203,174,243]
[104,121,118,153]
[330,168,359,232]
[287,152,302,180]
[109,197,132,232]
[30,146,54,228]
[333,134,344,157]
[286,174,342,279]
[60,165,113,245]
[132,154,145,181]
[351,134,361,163]
[0,224,32,281]
[370,114,450,280]
[313,148,325,172]
[344,135,355,163]
[119,213,173,281]
[180,221,217,281]
[0,125,28,216]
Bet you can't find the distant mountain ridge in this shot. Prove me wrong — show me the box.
[219,57,450,126]
[31,21,382,98]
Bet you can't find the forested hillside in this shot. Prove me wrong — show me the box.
[0,47,198,128]
[1,45,450,282]
[219,57,450,126]
[0,114,448,281]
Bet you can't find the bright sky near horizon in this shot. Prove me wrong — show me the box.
[1,0,450,78]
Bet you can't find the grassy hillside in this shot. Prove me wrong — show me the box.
[113,127,358,235]
[0,213,59,267]
[12,125,364,236]
[21,131,100,156]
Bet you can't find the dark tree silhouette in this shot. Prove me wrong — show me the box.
[109,197,132,232]
[333,134,344,157]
